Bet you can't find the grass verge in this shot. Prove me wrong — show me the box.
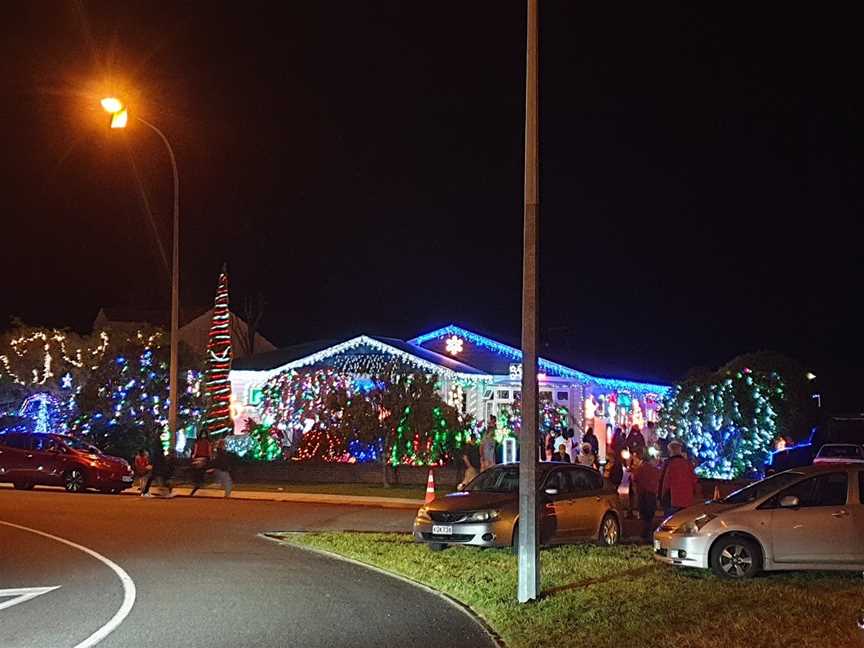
[275,532,864,648]
[179,481,426,499]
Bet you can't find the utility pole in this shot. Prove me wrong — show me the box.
[518,0,540,604]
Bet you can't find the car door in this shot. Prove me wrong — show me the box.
[541,469,579,541]
[853,470,864,562]
[27,435,65,485]
[0,433,28,480]
[566,467,608,537]
[769,471,856,563]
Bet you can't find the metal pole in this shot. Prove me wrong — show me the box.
[518,0,540,604]
[137,116,180,453]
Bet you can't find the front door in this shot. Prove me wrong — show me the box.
[770,471,857,563]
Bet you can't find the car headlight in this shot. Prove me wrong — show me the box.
[465,509,500,523]
[417,506,432,522]
[673,513,716,535]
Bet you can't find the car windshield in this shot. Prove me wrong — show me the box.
[465,467,521,493]
[722,471,805,505]
[818,445,863,459]
[62,437,101,454]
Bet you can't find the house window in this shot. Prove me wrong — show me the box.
[497,390,511,400]
[248,387,264,406]
[557,391,569,401]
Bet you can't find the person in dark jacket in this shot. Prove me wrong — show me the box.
[142,438,173,497]
[582,427,599,456]
[551,443,571,463]
[210,438,233,498]
[626,425,646,455]
[605,453,624,489]
[189,435,212,496]
[611,426,627,460]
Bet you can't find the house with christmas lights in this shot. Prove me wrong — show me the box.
[229,325,670,461]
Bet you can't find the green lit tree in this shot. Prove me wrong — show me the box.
[657,352,812,479]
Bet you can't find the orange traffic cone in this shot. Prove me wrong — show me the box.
[425,468,436,503]
[713,484,721,501]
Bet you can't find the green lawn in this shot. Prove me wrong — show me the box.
[178,481,427,499]
[275,532,864,648]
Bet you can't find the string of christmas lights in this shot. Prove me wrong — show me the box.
[202,266,234,438]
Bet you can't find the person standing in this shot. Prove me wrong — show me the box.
[142,438,173,498]
[658,440,699,516]
[210,438,233,498]
[626,425,646,456]
[551,443,571,463]
[133,448,151,493]
[582,426,599,457]
[611,426,627,460]
[631,451,660,542]
[577,442,596,468]
[480,418,497,471]
[644,421,658,450]
[189,434,212,497]
[461,437,481,486]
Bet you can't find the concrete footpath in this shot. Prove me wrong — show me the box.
[140,485,424,509]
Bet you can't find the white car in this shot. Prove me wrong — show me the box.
[654,464,864,578]
[813,444,864,464]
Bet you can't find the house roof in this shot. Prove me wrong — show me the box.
[232,324,670,394]
[409,324,670,393]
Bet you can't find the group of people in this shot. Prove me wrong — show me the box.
[459,416,701,543]
[133,434,233,498]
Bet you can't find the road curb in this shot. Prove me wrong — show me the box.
[259,531,507,648]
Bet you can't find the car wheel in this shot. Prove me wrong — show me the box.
[598,513,620,547]
[427,542,447,552]
[710,535,762,579]
[64,468,86,493]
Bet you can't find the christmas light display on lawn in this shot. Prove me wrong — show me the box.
[202,266,233,438]
[256,366,468,465]
[657,368,785,479]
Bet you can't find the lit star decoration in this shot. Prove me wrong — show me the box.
[445,335,464,355]
[202,266,234,438]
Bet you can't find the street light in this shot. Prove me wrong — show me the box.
[101,97,181,453]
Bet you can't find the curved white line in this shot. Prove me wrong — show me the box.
[0,520,136,648]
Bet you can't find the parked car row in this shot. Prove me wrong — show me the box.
[414,459,864,581]
[0,431,133,493]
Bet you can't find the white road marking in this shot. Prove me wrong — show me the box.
[0,520,136,648]
[0,586,61,611]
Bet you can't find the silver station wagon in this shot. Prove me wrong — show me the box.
[654,463,864,578]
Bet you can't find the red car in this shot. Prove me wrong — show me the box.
[0,432,134,493]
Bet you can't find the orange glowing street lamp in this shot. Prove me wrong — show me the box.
[101,96,181,453]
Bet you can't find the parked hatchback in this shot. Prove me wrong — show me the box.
[654,464,864,578]
[413,462,621,551]
[0,432,133,493]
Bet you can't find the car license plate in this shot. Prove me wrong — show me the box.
[121,476,133,482]
[654,539,661,551]
[432,525,453,535]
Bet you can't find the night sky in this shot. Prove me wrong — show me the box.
[2,3,862,408]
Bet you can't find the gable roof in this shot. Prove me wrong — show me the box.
[232,334,491,381]
[409,324,670,394]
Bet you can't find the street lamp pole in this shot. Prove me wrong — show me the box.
[518,0,540,603]
[100,99,180,452]
[136,117,181,453]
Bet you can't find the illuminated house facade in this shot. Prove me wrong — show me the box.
[229,324,670,460]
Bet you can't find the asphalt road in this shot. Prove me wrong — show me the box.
[0,489,494,648]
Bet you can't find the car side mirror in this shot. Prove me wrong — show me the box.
[544,488,558,496]
[779,495,800,508]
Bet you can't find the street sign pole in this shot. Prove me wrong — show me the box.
[518,0,540,604]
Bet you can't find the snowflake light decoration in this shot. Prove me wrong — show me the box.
[445,335,464,355]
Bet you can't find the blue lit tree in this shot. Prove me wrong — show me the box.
[658,352,812,479]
